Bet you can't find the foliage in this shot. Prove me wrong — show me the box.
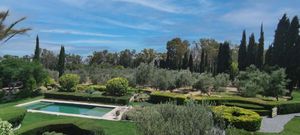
[213,73,230,92]
[217,42,232,74]
[166,38,189,70]
[131,102,224,135]
[212,106,262,131]
[106,77,129,96]
[0,119,14,135]
[57,46,65,77]
[135,63,153,86]
[33,35,40,62]
[263,69,288,100]
[238,30,247,71]
[44,92,131,105]
[0,10,31,43]
[277,102,300,114]
[193,73,214,94]
[42,131,64,135]
[0,107,26,127]
[58,74,80,92]
[175,70,194,88]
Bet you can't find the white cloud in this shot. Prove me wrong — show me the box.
[40,29,122,37]
[101,17,158,31]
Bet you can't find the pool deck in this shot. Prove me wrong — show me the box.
[16,99,129,121]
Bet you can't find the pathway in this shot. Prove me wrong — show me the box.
[259,113,300,133]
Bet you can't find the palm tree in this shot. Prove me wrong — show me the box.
[0,10,31,43]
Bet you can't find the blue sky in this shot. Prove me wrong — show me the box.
[0,0,299,56]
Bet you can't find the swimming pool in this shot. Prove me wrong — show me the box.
[19,100,117,119]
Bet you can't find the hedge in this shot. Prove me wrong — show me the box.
[212,106,262,131]
[0,107,26,127]
[20,123,103,135]
[44,92,131,105]
[149,91,187,105]
[277,102,300,114]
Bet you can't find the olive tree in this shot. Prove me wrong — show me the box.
[193,73,214,95]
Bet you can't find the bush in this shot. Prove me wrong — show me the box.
[213,73,230,92]
[175,70,194,88]
[151,69,176,90]
[130,102,224,135]
[193,73,214,94]
[277,102,300,114]
[212,106,262,131]
[59,74,80,92]
[106,77,128,96]
[149,91,186,105]
[0,107,26,127]
[44,92,131,105]
[0,119,14,135]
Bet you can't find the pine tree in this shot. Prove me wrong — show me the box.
[33,35,40,62]
[199,50,205,73]
[247,33,256,67]
[57,46,65,77]
[257,24,264,69]
[238,30,247,70]
[188,54,193,72]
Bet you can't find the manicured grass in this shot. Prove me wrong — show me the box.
[17,113,137,135]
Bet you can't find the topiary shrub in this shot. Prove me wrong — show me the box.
[212,106,262,131]
[106,77,128,96]
[59,74,80,92]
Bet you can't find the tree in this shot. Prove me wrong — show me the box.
[257,24,264,69]
[188,53,194,72]
[199,50,205,73]
[238,30,247,70]
[0,10,31,43]
[264,69,288,101]
[41,49,58,70]
[217,42,231,74]
[166,38,189,69]
[247,33,257,67]
[106,77,129,96]
[265,45,273,66]
[129,102,224,135]
[193,73,214,95]
[181,51,189,69]
[119,49,135,68]
[59,74,80,92]
[33,35,40,62]
[136,63,153,86]
[57,46,65,77]
[175,70,193,88]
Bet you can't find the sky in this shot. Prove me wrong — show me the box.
[0,0,299,57]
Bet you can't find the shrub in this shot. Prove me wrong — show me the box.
[0,107,26,127]
[263,69,288,101]
[0,119,14,135]
[106,77,128,96]
[277,102,300,114]
[213,73,230,92]
[42,131,64,135]
[175,70,194,88]
[149,91,186,105]
[21,124,96,135]
[212,106,262,131]
[131,102,224,135]
[193,73,214,94]
[59,74,80,92]
[44,92,130,105]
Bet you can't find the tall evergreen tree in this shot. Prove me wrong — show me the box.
[217,42,231,73]
[181,51,189,69]
[238,30,247,70]
[247,33,256,67]
[257,24,264,69]
[265,45,273,66]
[199,50,205,73]
[33,35,40,62]
[272,14,290,67]
[57,46,65,77]
[188,54,193,72]
[204,52,208,72]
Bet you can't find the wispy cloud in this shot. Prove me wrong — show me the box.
[114,0,180,13]
[101,17,158,31]
[40,29,122,37]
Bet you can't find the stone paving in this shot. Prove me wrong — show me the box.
[259,113,300,133]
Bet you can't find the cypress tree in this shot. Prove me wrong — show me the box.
[272,14,290,67]
[204,52,208,72]
[247,33,256,67]
[238,30,247,70]
[257,24,264,69]
[188,54,193,72]
[265,45,273,66]
[182,51,189,69]
[57,46,65,77]
[199,50,205,73]
[217,42,231,73]
[33,35,40,62]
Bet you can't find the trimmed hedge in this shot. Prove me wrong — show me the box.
[20,123,103,135]
[212,106,262,131]
[149,91,186,105]
[0,107,26,127]
[44,92,131,105]
[277,102,300,114]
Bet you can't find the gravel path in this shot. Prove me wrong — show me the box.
[259,113,300,133]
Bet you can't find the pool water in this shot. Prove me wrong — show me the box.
[24,101,114,117]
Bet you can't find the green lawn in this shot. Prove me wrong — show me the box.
[0,96,136,135]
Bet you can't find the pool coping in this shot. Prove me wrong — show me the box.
[16,99,128,121]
